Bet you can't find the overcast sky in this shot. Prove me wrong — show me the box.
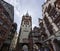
[4,0,45,33]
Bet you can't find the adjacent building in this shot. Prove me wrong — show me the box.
[0,0,14,50]
[42,0,60,51]
[38,18,49,51]
[1,23,17,51]
[9,31,18,51]
[29,26,41,51]
[0,0,18,51]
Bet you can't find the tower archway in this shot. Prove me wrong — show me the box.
[22,45,28,51]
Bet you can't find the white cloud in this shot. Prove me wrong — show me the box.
[14,8,20,18]
[45,0,47,2]
[4,0,45,33]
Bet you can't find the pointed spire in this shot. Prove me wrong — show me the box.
[26,11,29,16]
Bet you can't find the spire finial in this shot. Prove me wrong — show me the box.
[26,11,29,16]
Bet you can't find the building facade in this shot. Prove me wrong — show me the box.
[9,31,18,51]
[29,26,42,51]
[42,0,60,51]
[0,0,14,50]
[38,18,49,51]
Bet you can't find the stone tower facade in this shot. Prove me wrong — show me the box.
[19,12,32,43]
[16,12,32,51]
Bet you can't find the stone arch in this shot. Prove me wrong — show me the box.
[22,45,28,51]
[17,43,30,51]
